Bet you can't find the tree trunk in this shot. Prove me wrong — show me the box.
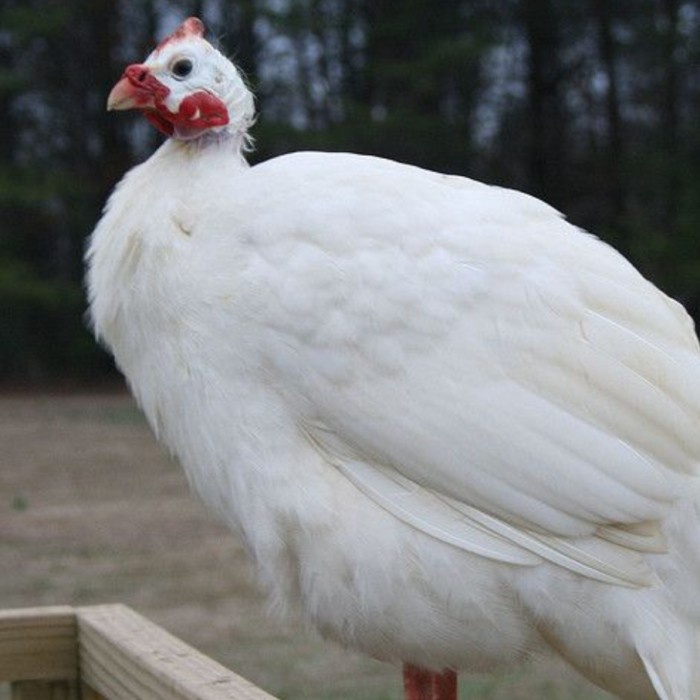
[592,0,625,226]
[660,0,680,228]
[521,0,566,204]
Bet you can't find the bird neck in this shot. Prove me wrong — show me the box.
[168,127,251,157]
[148,130,251,181]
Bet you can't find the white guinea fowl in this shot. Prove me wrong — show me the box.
[87,17,700,700]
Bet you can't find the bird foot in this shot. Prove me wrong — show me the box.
[403,664,457,700]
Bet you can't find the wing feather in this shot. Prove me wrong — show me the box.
[335,449,654,587]
[304,416,654,586]
[242,153,700,581]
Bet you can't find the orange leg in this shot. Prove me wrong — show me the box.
[403,664,457,700]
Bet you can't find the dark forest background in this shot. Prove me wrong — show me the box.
[2,0,700,383]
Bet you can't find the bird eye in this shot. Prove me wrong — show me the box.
[171,58,194,79]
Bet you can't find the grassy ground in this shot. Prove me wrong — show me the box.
[0,393,611,699]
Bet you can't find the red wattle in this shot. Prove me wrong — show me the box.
[147,91,229,136]
[143,110,174,136]
[173,92,229,129]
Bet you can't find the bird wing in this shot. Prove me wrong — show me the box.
[236,152,700,585]
[299,418,664,586]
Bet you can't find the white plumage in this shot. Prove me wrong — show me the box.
[88,18,700,700]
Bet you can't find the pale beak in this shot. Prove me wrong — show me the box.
[107,76,139,111]
[106,64,163,111]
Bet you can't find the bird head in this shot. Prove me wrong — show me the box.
[107,17,254,142]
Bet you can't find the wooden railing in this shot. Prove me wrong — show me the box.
[0,604,278,700]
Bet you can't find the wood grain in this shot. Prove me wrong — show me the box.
[1,605,278,699]
[0,607,77,682]
[77,604,278,700]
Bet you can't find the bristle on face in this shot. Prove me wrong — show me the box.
[156,17,205,52]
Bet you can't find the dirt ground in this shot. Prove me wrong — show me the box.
[0,393,610,699]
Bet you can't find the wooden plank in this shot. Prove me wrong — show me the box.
[77,604,279,700]
[0,607,77,682]
[10,679,78,700]
[80,684,108,700]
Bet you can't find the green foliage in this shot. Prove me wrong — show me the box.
[0,258,109,379]
[0,258,75,307]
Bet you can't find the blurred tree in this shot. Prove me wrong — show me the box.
[0,0,129,379]
[521,0,567,203]
[591,0,626,227]
[2,0,700,382]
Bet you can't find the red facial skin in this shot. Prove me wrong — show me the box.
[115,63,229,137]
[121,64,170,109]
[107,17,228,137]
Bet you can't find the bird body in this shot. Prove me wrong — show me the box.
[88,18,700,700]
